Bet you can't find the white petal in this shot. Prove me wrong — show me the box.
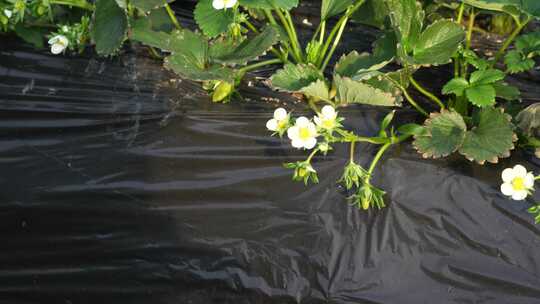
[48,35,60,44]
[59,35,69,46]
[513,164,528,178]
[212,0,225,9]
[266,119,278,131]
[295,116,310,127]
[224,0,237,8]
[287,126,299,140]
[321,105,336,119]
[501,183,514,196]
[291,138,303,149]
[525,173,535,188]
[512,190,528,201]
[501,168,516,183]
[307,122,318,136]
[4,9,12,18]
[51,44,65,54]
[274,108,287,120]
[304,137,317,149]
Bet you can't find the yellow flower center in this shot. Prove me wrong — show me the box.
[277,119,287,129]
[512,177,526,191]
[299,127,311,140]
[322,119,335,129]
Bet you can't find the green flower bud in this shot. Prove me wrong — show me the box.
[37,5,47,16]
[212,81,234,102]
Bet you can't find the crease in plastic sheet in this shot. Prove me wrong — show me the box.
[1,39,540,304]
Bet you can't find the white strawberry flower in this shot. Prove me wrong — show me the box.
[266,107,289,132]
[48,35,69,55]
[287,117,318,150]
[501,164,535,200]
[4,9,12,18]
[314,105,338,130]
[212,0,237,10]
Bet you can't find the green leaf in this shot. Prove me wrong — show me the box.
[194,0,235,38]
[131,0,174,12]
[300,79,330,100]
[413,110,467,158]
[442,77,469,96]
[384,0,424,52]
[334,51,393,78]
[462,49,490,70]
[239,0,299,10]
[147,8,175,32]
[321,0,352,20]
[520,0,540,18]
[210,26,279,65]
[130,18,182,51]
[351,0,388,29]
[459,107,515,164]
[14,24,45,48]
[516,103,540,136]
[493,82,520,101]
[413,20,465,65]
[469,69,505,85]
[373,31,397,59]
[465,84,496,107]
[93,0,128,56]
[398,123,427,136]
[463,0,540,18]
[462,0,522,17]
[504,50,535,74]
[334,75,398,106]
[270,64,323,92]
[164,53,235,82]
[515,31,540,54]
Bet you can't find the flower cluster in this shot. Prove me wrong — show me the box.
[267,105,342,185]
[266,105,340,150]
[47,16,90,55]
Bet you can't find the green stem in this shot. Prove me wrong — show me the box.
[245,19,287,61]
[409,76,444,109]
[285,10,303,58]
[453,2,465,78]
[244,19,259,33]
[349,141,356,163]
[238,58,282,74]
[321,13,349,71]
[384,76,428,116]
[275,8,303,62]
[465,9,475,50]
[164,3,181,30]
[148,46,162,59]
[457,2,465,24]
[462,8,475,78]
[319,21,326,44]
[335,129,391,145]
[491,16,530,66]
[316,0,365,69]
[49,0,93,10]
[264,9,297,62]
[535,175,540,181]
[308,98,319,113]
[367,142,392,178]
[306,148,319,163]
